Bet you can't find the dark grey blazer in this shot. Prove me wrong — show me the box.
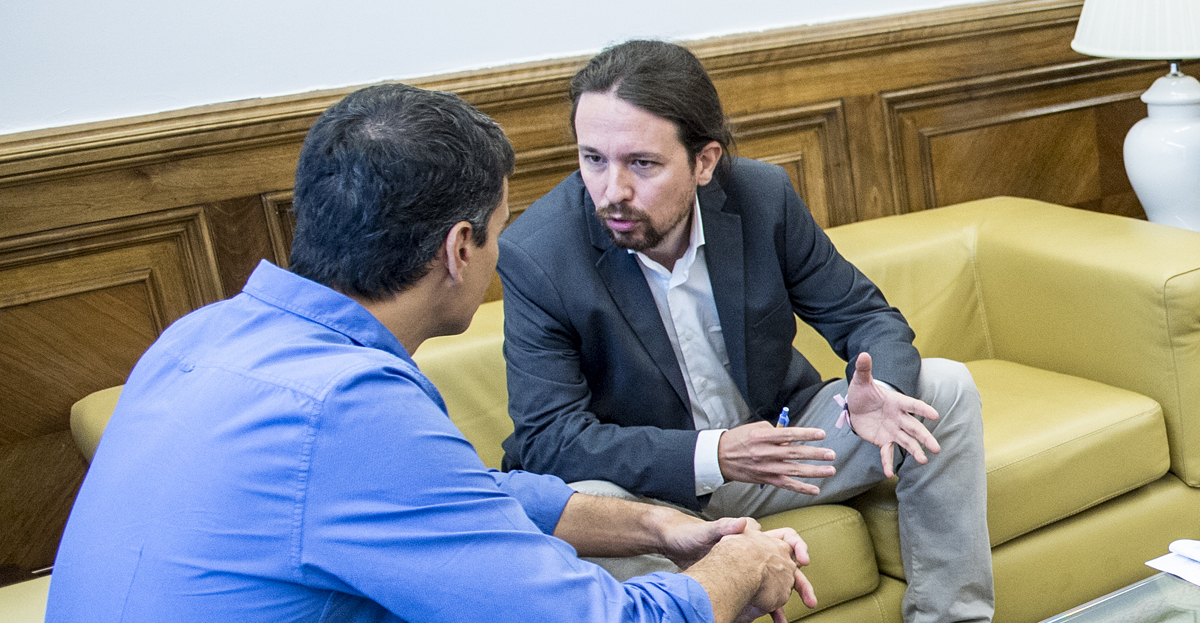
[497,158,918,511]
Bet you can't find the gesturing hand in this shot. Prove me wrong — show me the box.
[844,352,940,477]
[717,422,836,494]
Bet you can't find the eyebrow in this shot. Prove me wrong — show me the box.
[577,145,665,160]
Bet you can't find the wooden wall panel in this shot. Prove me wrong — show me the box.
[881,58,1182,217]
[733,101,855,228]
[262,191,296,269]
[0,431,85,586]
[0,0,1173,584]
[0,208,223,582]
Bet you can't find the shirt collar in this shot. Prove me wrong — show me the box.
[240,260,411,362]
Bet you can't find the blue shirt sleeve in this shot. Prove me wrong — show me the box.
[297,364,715,623]
[487,469,574,535]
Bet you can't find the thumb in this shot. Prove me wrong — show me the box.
[715,516,749,537]
[850,352,874,387]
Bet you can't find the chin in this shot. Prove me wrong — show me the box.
[604,228,651,252]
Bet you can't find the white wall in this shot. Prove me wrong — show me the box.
[0,0,992,136]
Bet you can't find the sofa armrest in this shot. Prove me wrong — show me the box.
[966,198,1200,486]
[70,385,123,463]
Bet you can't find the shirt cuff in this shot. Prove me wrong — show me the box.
[694,429,726,496]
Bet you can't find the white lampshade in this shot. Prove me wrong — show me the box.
[1072,0,1200,60]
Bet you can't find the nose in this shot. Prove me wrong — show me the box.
[604,166,634,206]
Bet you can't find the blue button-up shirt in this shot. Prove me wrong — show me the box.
[47,261,713,623]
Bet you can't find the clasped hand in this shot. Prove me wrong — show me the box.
[668,515,818,620]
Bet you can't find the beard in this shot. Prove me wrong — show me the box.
[595,196,692,253]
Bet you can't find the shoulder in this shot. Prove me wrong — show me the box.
[721,157,794,198]
[153,294,438,409]
[501,172,588,247]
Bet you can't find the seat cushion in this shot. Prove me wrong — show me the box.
[758,504,880,619]
[0,575,51,622]
[851,359,1169,578]
[972,359,1169,544]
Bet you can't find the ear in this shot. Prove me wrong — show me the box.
[693,141,723,186]
[441,221,475,285]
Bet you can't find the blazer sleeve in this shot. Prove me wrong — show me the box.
[498,235,705,511]
[772,167,920,395]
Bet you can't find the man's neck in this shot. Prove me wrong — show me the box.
[350,284,442,356]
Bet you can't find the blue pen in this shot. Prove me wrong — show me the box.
[775,406,790,428]
[762,406,791,489]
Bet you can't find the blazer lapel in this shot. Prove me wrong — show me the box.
[584,195,691,413]
[698,181,750,403]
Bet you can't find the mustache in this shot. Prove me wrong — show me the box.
[595,203,649,222]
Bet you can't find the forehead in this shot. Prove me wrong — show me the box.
[574,91,685,156]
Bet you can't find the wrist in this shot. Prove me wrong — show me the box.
[645,505,703,556]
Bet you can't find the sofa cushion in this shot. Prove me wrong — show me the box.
[972,359,1169,544]
[851,359,1169,579]
[758,504,881,620]
[70,385,123,463]
[0,575,50,622]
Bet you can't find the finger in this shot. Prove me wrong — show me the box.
[771,608,787,623]
[880,443,895,479]
[893,427,931,464]
[900,418,940,454]
[781,461,836,480]
[739,437,836,463]
[901,395,940,421]
[899,438,928,465]
[764,426,828,444]
[848,352,876,391]
[764,475,822,496]
[715,516,749,537]
[764,528,810,566]
[796,569,819,609]
[773,445,837,464]
[854,351,873,380]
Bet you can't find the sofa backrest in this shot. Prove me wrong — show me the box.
[793,204,993,377]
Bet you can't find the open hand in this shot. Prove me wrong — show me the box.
[844,352,939,477]
[717,422,836,494]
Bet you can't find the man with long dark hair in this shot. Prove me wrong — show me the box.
[499,40,993,623]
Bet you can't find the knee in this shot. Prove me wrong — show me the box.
[568,480,640,501]
[917,359,983,434]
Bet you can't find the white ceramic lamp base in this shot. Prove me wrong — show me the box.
[1124,69,1200,232]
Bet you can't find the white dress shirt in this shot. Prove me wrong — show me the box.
[632,197,752,496]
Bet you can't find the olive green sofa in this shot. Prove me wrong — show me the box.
[56,197,1200,622]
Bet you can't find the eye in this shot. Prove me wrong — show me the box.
[631,159,656,169]
[581,154,604,165]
